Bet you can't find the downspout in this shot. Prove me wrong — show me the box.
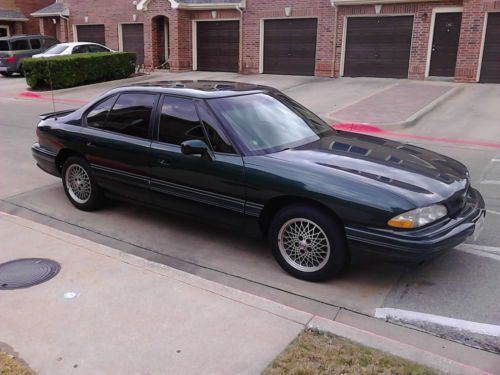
[59,13,70,42]
[330,3,338,78]
[236,4,244,73]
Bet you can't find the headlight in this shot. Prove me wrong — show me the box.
[388,205,448,229]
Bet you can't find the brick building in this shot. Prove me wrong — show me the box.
[0,0,54,36]
[35,0,500,83]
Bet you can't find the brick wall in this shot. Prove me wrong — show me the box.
[15,0,54,34]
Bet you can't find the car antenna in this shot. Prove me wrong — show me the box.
[46,60,57,117]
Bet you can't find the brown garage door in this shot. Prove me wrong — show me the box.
[480,13,500,83]
[263,18,317,76]
[76,25,105,45]
[344,16,414,78]
[122,24,144,65]
[197,21,239,72]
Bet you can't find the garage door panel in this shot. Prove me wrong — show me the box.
[344,16,413,78]
[76,25,105,45]
[122,24,144,65]
[197,21,239,73]
[263,18,317,76]
[481,13,500,83]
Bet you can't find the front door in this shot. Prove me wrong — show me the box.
[429,13,462,77]
[149,95,245,229]
[81,92,159,203]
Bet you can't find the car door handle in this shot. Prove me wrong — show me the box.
[159,159,171,167]
[86,141,96,148]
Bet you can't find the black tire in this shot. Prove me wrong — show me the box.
[269,204,348,281]
[0,72,12,77]
[62,156,103,211]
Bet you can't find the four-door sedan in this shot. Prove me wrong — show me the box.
[32,81,486,281]
[32,42,114,58]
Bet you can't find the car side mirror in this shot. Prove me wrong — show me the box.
[181,139,211,159]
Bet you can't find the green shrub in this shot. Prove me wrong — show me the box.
[23,52,136,90]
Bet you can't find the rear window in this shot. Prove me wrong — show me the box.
[0,41,9,51]
[44,44,68,55]
[11,39,29,50]
[30,39,41,49]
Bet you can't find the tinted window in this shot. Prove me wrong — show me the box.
[30,39,41,49]
[88,44,109,53]
[73,45,90,54]
[43,38,58,48]
[104,93,157,139]
[0,41,9,51]
[11,39,29,50]
[158,97,202,145]
[86,95,117,129]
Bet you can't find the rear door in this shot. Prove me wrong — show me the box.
[81,92,159,203]
[149,95,245,228]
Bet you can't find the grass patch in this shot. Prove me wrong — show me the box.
[0,352,35,375]
[263,330,440,375]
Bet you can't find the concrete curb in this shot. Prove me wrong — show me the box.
[327,83,465,130]
[35,72,163,96]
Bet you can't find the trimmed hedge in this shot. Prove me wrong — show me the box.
[23,52,136,90]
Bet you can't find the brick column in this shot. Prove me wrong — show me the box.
[14,22,23,34]
[168,10,192,72]
[455,0,486,82]
[58,18,68,42]
[39,19,45,35]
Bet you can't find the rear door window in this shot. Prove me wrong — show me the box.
[88,44,109,53]
[0,41,9,51]
[30,39,41,49]
[11,39,29,50]
[98,93,157,139]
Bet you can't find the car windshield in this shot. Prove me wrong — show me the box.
[0,41,10,51]
[44,44,69,54]
[208,93,333,155]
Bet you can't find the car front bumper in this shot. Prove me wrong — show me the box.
[32,142,60,177]
[345,188,486,262]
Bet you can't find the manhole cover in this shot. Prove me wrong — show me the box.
[0,258,60,290]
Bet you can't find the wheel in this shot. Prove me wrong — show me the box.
[62,156,103,211]
[0,72,12,77]
[269,204,348,281]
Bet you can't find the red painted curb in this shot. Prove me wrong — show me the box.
[333,123,500,149]
[0,91,88,105]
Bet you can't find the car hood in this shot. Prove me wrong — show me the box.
[266,131,469,206]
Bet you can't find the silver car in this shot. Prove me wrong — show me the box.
[0,35,58,76]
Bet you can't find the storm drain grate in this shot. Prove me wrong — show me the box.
[0,258,60,290]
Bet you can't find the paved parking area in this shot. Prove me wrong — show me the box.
[1,72,500,353]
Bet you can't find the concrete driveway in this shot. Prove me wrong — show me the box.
[1,72,500,353]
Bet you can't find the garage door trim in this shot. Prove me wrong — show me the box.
[259,16,318,74]
[72,24,105,43]
[424,6,464,78]
[340,13,415,77]
[192,18,240,71]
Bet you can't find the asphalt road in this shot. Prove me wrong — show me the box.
[1,73,499,353]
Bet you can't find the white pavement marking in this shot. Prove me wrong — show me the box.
[375,308,500,337]
[486,210,500,216]
[456,244,500,261]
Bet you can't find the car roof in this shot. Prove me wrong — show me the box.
[0,34,53,41]
[110,80,276,99]
[53,42,101,47]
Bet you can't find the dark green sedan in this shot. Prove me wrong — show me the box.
[32,81,486,281]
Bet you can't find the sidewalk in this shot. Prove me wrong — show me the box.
[328,81,462,128]
[0,212,499,374]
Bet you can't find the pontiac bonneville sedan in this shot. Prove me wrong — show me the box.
[32,81,486,281]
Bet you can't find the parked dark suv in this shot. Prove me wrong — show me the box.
[0,35,59,76]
